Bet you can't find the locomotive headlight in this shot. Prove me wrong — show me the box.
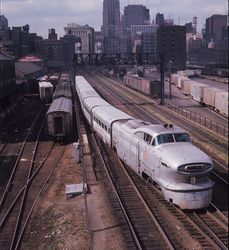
[190,176,196,184]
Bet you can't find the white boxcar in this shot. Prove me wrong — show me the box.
[190,82,208,103]
[171,74,179,87]
[39,81,53,103]
[215,91,228,116]
[203,87,223,108]
[178,75,189,89]
[182,80,197,95]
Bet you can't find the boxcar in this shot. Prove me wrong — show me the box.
[215,91,228,116]
[203,87,223,108]
[46,97,72,139]
[190,82,208,103]
[123,74,160,97]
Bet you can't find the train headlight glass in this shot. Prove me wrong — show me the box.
[190,176,196,184]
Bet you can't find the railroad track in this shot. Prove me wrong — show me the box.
[91,133,175,249]
[0,104,65,250]
[0,99,43,197]
[186,209,228,250]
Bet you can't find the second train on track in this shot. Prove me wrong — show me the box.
[75,75,214,210]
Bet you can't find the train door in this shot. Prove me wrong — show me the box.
[138,133,159,181]
[54,116,63,135]
[130,137,140,174]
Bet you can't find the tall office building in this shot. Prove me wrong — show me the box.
[102,0,120,38]
[64,23,94,54]
[122,5,150,33]
[121,4,150,52]
[192,16,197,34]
[0,0,9,41]
[157,25,186,70]
[205,15,227,43]
[0,15,8,41]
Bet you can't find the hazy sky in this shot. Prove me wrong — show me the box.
[1,0,227,38]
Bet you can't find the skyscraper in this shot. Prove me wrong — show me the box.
[205,15,227,43]
[0,0,9,41]
[122,5,150,33]
[121,4,150,53]
[102,0,120,38]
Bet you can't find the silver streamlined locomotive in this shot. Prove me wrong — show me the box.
[75,76,214,209]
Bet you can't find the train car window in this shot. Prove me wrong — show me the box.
[144,133,152,144]
[105,125,107,131]
[174,133,191,142]
[157,134,174,144]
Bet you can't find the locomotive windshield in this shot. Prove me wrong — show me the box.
[152,133,191,146]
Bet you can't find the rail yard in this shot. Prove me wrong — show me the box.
[0,70,228,249]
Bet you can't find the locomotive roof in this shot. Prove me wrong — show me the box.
[123,119,186,136]
[137,124,186,137]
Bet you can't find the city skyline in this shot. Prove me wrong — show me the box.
[1,0,227,38]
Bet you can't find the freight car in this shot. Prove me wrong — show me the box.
[75,75,214,209]
[123,74,161,98]
[46,97,72,140]
[38,81,53,103]
[171,74,228,116]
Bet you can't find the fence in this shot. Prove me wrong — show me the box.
[165,101,228,138]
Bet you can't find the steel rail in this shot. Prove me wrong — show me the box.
[118,158,175,250]
[0,108,43,210]
[10,111,46,250]
[91,134,143,250]
[192,212,228,250]
[0,142,54,230]
[14,146,66,250]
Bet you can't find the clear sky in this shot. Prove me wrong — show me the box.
[1,0,228,38]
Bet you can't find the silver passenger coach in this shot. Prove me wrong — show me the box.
[46,97,72,139]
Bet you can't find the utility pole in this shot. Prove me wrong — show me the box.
[169,60,172,100]
[160,53,164,105]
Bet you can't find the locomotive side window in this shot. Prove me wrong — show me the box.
[144,133,152,145]
[174,133,191,142]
